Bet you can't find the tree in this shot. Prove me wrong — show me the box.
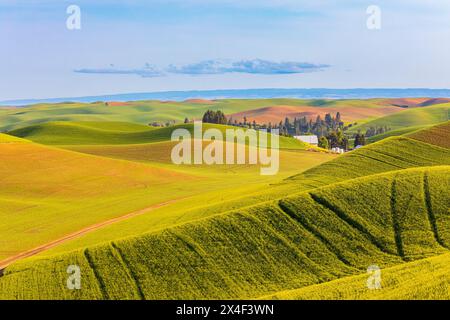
[327,131,339,148]
[318,136,329,149]
[325,113,332,126]
[354,133,366,146]
[342,136,349,151]
[336,112,341,123]
[184,117,189,124]
[284,117,290,129]
[202,110,227,124]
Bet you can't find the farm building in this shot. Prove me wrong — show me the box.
[331,147,345,154]
[293,135,319,146]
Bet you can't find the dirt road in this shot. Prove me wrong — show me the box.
[0,199,180,272]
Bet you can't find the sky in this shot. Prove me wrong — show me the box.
[1,0,450,101]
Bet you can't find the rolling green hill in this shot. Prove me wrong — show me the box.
[349,103,449,133]
[262,252,450,300]
[288,136,450,186]
[366,125,429,143]
[0,98,406,132]
[0,100,295,131]
[1,112,449,300]
[7,121,311,149]
[0,126,334,266]
[0,139,205,263]
[1,166,448,299]
[0,133,29,143]
[31,132,450,258]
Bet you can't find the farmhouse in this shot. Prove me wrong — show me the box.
[293,135,319,146]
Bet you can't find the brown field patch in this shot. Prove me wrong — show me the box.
[184,99,215,104]
[107,101,131,106]
[228,104,402,124]
[382,98,450,108]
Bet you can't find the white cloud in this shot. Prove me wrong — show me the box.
[74,59,330,77]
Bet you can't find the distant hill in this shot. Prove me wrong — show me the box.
[4,88,450,106]
[8,121,311,150]
[383,98,450,108]
[349,103,449,132]
[227,100,402,124]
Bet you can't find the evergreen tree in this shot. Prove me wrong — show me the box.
[336,112,341,123]
[325,113,332,126]
[318,136,329,149]
[202,110,227,124]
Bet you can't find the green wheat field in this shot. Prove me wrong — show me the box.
[0,98,449,300]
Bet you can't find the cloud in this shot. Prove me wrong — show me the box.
[74,59,329,78]
[74,64,163,78]
[168,59,329,75]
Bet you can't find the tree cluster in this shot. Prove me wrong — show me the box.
[202,110,227,125]
[365,125,391,137]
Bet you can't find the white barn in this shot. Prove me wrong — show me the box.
[293,135,319,146]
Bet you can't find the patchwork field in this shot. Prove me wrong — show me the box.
[0,99,449,300]
[349,103,450,132]
[228,103,401,124]
[407,120,450,148]
[1,97,443,132]
[1,166,448,299]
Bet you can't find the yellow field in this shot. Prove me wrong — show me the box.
[0,139,335,263]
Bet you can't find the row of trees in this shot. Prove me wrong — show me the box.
[201,110,347,138]
[271,113,344,137]
[200,110,357,151]
[158,110,385,151]
[365,126,391,137]
[354,133,367,146]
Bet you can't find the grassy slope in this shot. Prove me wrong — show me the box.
[0,140,209,261]
[1,119,449,294]
[37,135,450,257]
[0,98,405,132]
[8,121,310,150]
[408,121,450,148]
[0,100,296,131]
[366,125,430,143]
[1,166,448,299]
[0,134,335,263]
[0,133,29,143]
[288,136,450,186]
[262,252,450,300]
[349,103,450,133]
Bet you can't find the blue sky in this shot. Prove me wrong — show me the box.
[1,0,450,100]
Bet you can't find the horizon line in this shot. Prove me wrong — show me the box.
[3,87,450,106]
